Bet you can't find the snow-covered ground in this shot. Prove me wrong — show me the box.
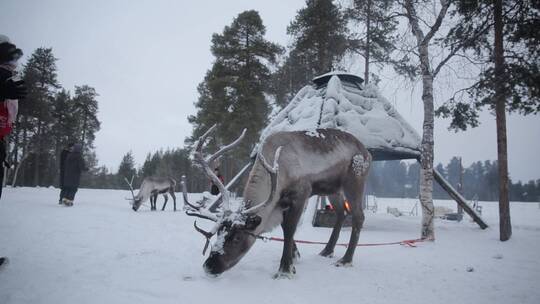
[1,187,539,304]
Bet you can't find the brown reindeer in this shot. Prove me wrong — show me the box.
[183,126,371,278]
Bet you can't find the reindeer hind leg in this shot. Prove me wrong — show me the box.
[336,154,370,267]
[169,189,177,211]
[319,193,345,258]
[161,193,168,211]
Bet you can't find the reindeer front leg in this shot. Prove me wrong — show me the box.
[281,223,301,262]
[274,191,309,279]
[151,193,157,211]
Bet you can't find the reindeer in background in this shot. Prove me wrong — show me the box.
[183,125,372,278]
[125,176,177,211]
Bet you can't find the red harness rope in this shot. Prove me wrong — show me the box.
[260,236,425,248]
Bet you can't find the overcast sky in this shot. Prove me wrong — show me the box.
[1,0,539,182]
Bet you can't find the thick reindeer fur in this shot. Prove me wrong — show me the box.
[132,177,177,211]
[203,129,371,277]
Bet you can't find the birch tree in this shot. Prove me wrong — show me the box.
[397,0,452,239]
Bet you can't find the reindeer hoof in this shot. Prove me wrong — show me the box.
[335,259,353,267]
[273,265,296,279]
[319,249,334,258]
[273,270,295,279]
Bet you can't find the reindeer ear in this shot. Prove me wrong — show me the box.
[245,215,261,230]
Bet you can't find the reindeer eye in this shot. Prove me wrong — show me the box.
[231,234,241,244]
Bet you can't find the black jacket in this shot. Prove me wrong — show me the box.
[0,67,12,101]
[62,151,87,188]
[59,148,70,187]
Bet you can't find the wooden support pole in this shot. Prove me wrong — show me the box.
[433,169,488,229]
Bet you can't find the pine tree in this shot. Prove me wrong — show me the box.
[346,0,397,83]
[273,0,349,106]
[72,85,100,148]
[189,10,282,177]
[19,48,60,186]
[288,0,349,75]
[436,0,539,240]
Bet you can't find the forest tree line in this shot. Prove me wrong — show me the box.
[109,150,540,203]
[5,1,538,206]
[4,48,100,188]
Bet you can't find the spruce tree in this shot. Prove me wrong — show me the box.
[117,151,137,189]
[189,10,282,179]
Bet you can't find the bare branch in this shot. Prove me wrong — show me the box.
[423,0,450,45]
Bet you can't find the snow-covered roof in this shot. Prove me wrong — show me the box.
[312,71,364,88]
[256,74,421,160]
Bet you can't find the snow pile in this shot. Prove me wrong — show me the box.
[256,74,421,159]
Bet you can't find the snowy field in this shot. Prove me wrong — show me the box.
[1,187,539,304]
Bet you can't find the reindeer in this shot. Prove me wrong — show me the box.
[183,125,371,278]
[125,176,177,211]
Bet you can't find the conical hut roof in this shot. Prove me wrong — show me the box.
[256,72,421,160]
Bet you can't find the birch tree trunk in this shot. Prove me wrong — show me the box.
[494,0,511,241]
[419,68,435,240]
[12,144,30,187]
[404,0,450,240]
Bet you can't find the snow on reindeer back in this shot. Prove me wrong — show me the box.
[255,74,421,160]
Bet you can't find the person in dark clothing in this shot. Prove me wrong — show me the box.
[210,168,224,195]
[58,143,74,204]
[0,35,26,200]
[61,143,87,206]
[0,34,26,271]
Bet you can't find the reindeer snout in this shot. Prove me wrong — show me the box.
[203,253,226,275]
[132,205,138,212]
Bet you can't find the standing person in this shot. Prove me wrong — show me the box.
[0,34,27,270]
[0,35,26,199]
[61,143,87,206]
[58,143,74,204]
[210,167,224,195]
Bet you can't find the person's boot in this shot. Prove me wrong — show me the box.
[0,256,8,270]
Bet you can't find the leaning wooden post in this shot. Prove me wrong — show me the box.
[433,169,488,229]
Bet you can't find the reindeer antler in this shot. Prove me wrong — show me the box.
[242,146,282,214]
[124,175,136,205]
[183,125,247,249]
[193,125,246,212]
[194,221,216,255]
